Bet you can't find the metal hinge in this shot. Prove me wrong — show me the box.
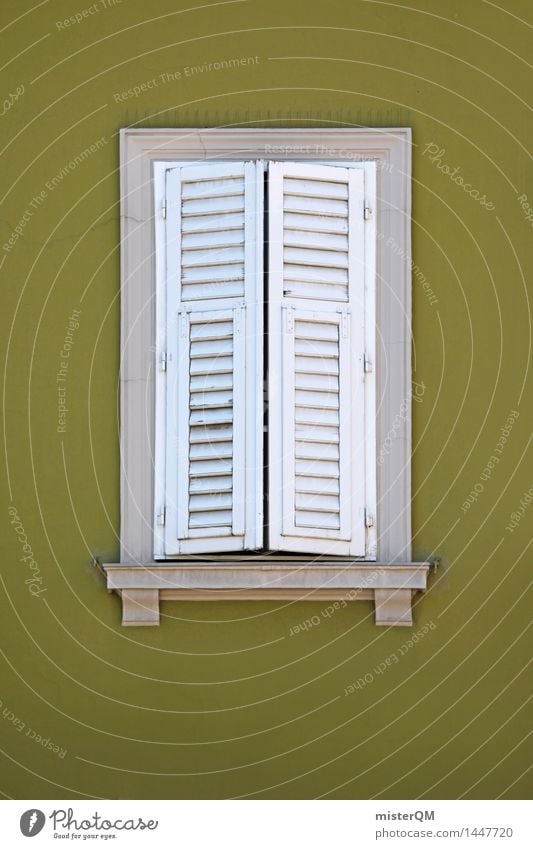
[157,507,166,527]
[284,305,295,333]
[179,307,190,337]
[365,509,375,529]
[364,352,373,373]
[159,351,168,372]
[364,203,372,220]
[161,201,167,219]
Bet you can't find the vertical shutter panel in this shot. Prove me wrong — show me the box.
[268,162,375,556]
[163,162,263,555]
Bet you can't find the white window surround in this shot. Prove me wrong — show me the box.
[103,127,431,627]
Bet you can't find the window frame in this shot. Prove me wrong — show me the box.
[106,127,430,627]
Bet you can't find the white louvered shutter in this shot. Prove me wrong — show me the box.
[268,162,376,556]
[161,161,263,555]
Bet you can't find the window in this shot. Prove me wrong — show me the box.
[104,129,430,627]
[154,160,376,559]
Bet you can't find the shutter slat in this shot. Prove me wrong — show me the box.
[295,458,339,478]
[190,391,233,409]
[189,373,233,392]
[296,406,339,426]
[295,424,339,443]
[190,458,232,477]
[296,440,340,461]
[182,262,244,283]
[295,389,339,409]
[294,338,338,357]
[295,373,339,392]
[189,510,233,528]
[295,355,339,375]
[284,263,348,286]
[189,493,233,512]
[175,167,247,303]
[189,424,233,443]
[189,408,233,425]
[295,493,340,513]
[295,321,338,341]
[189,440,233,460]
[190,320,233,340]
[294,510,341,530]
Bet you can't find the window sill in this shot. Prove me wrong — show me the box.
[102,561,431,627]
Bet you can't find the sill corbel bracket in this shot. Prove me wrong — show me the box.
[103,562,431,627]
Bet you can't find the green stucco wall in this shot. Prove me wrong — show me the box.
[1,0,531,799]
